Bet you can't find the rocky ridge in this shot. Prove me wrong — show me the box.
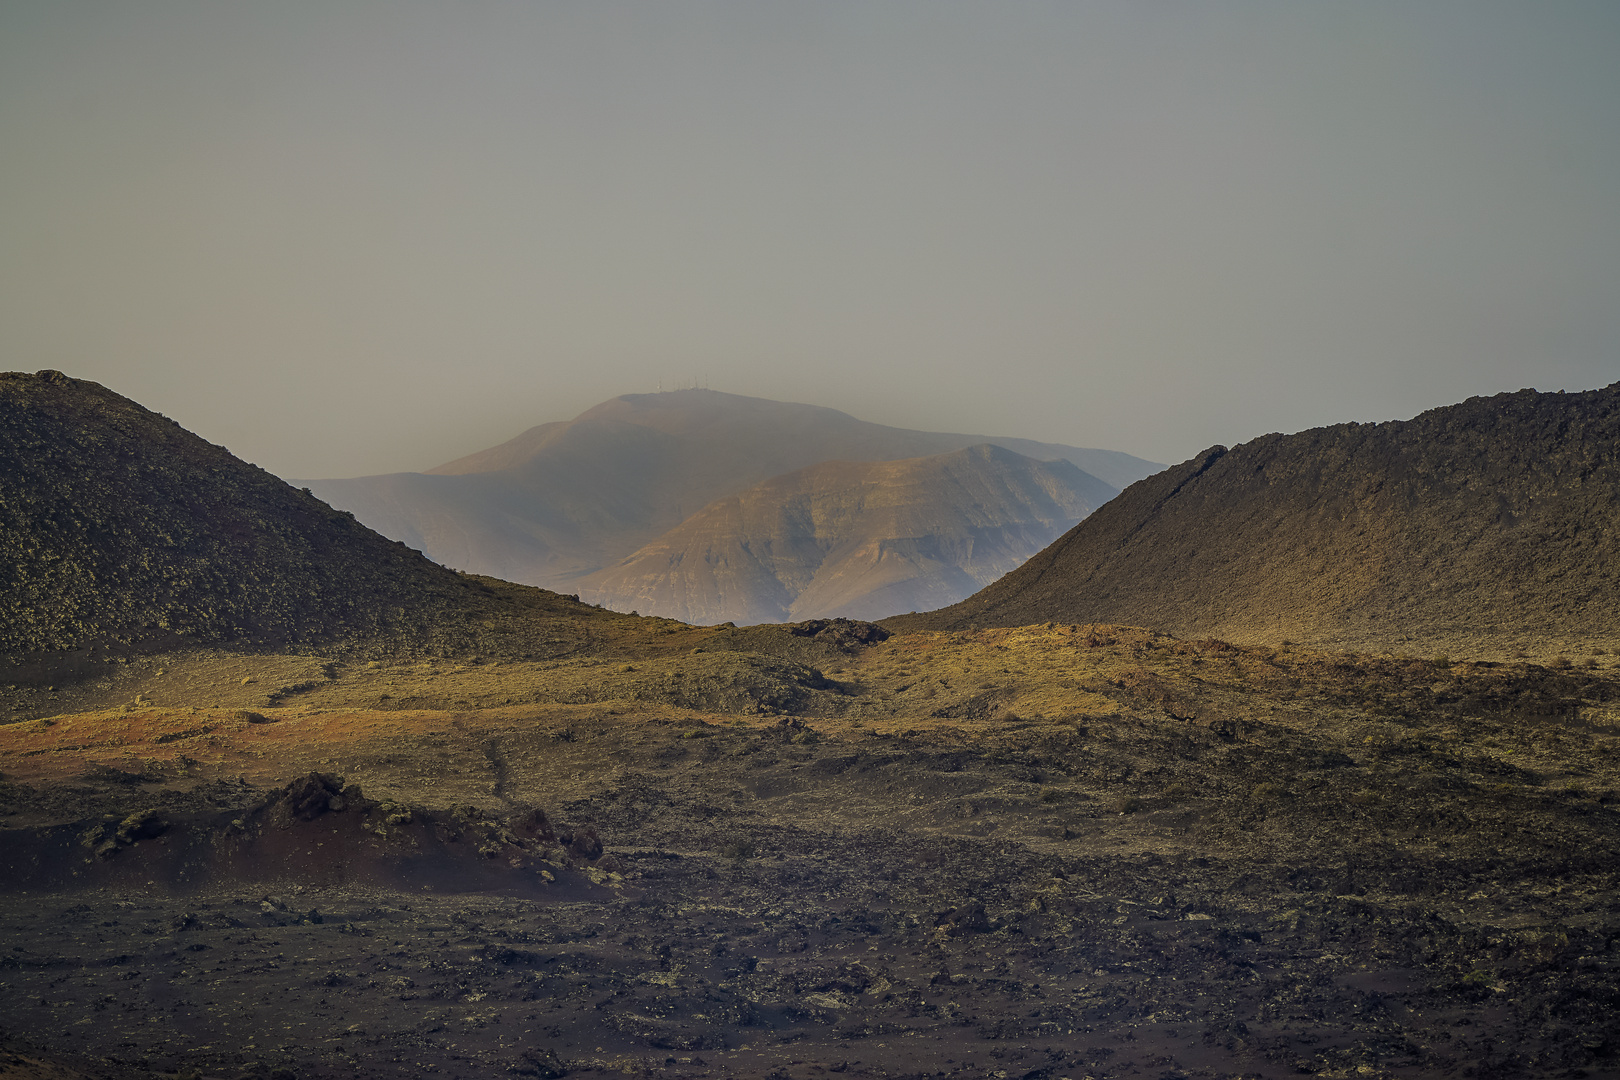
[0,370,597,662]
[889,384,1620,658]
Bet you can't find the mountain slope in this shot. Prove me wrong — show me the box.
[427,390,1159,490]
[580,444,1113,624]
[888,385,1620,657]
[299,390,1160,590]
[0,371,532,657]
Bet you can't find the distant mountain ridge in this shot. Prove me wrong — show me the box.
[580,443,1113,624]
[425,391,1158,490]
[298,390,1162,606]
[888,384,1620,658]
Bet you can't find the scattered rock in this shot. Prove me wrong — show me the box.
[567,827,603,861]
[115,809,166,844]
[933,901,990,936]
[281,773,347,820]
[511,807,556,842]
[511,1047,567,1077]
[790,619,892,650]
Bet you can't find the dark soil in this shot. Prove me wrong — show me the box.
[3,626,1618,1079]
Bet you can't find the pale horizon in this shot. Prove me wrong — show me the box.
[3,1,1617,478]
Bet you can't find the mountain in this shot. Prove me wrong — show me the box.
[424,391,1157,490]
[579,443,1114,624]
[297,389,1161,593]
[888,385,1620,657]
[0,370,569,658]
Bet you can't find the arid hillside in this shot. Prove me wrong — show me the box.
[581,444,1113,624]
[298,389,1160,595]
[0,370,601,663]
[2,374,1619,1079]
[890,384,1620,658]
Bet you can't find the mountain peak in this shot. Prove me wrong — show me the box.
[303,390,1163,615]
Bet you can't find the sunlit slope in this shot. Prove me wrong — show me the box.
[300,389,1159,591]
[581,444,1113,624]
[890,384,1620,657]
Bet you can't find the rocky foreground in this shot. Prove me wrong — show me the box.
[2,621,1618,1079]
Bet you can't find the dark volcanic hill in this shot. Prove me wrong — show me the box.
[580,444,1114,624]
[0,371,509,658]
[888,384,1620,657]
[298,389,1160,591]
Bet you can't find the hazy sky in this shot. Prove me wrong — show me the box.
[3,2,1617,478]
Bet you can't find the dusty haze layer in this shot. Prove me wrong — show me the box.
[299,390,1159,615]
[4,4,1617,478]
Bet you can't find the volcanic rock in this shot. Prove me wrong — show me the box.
[787,618,891,650]
[281,773,350,820]
[0,371,495,656]
[892,384,1620,655]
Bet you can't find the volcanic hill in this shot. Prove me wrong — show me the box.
[3,374,1620,1079]
[581,443,1113,624]
[0,370,593,661]
[889,384,1620,658]
[297,389,1160,595]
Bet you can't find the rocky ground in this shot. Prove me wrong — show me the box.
[2,621,1618,1079]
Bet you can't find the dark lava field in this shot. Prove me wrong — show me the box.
[3,622,1618,1080]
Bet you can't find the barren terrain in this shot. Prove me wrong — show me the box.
[894,384,1620,660]
[580,444,1111,624]
[5,372,1618,1079]
[4,619,1618,1079]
